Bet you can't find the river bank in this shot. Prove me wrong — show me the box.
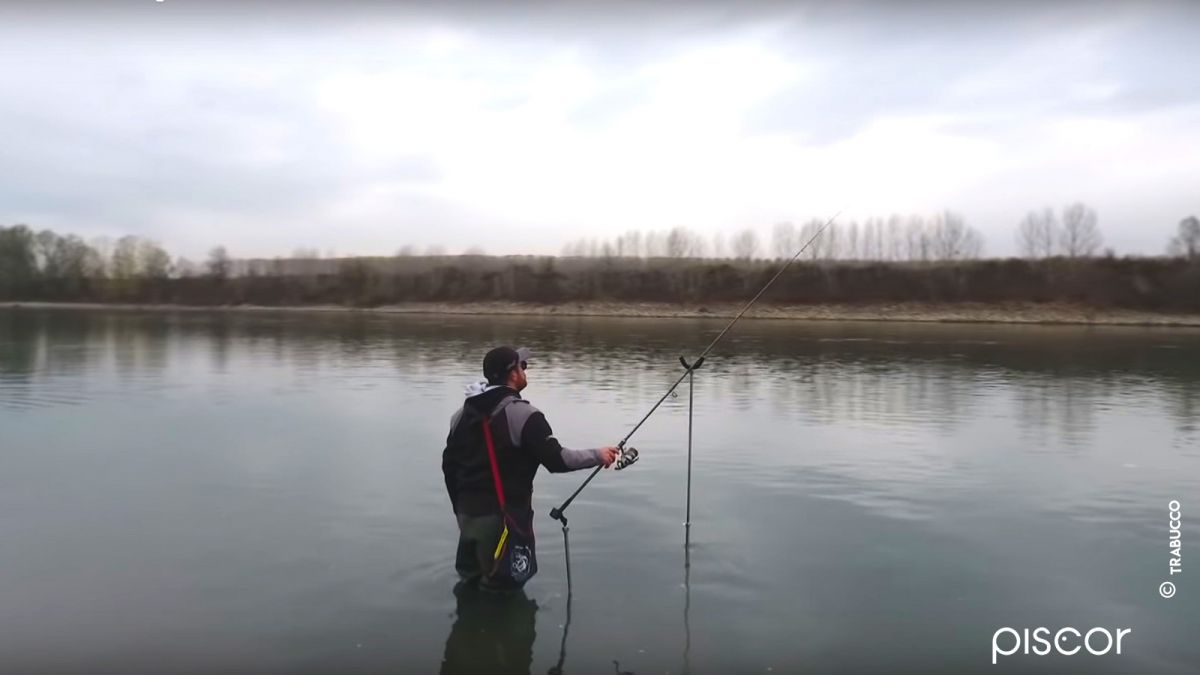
[5,300,1200,326]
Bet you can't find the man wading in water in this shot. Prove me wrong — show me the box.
[442,346,618,589]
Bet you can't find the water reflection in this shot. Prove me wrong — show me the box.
[3,308,1199,447]
[440,582,538,675]
[0,310,39,374]
[205,315,233,374]
[681,548,692,675]
[1168,381,1198,442]
[1014,374,1105,450]
[546,593,571,675]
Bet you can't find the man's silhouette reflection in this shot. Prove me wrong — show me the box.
[440,580,538,675]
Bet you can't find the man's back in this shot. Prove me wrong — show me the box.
[442,346,617,587]
[443,386,537,516]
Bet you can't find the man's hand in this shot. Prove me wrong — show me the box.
[597,446,619,468]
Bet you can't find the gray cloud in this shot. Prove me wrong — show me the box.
[0,0,1197,257]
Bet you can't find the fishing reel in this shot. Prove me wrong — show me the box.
[614,446,640,470]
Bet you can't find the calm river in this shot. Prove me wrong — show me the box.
[1,308,1197,674]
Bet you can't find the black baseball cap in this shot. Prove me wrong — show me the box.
[483,345,532,384]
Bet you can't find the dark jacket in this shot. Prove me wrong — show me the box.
[442,386,601,517]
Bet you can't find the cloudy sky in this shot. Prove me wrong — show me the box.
[1,0,1197,259]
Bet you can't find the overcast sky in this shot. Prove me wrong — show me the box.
[1,0,1198,259]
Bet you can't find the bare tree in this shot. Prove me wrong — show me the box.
[139,240,172,279]
[822,223,842,260]
[1035,207,1058,257]
[207,246,232,280]
[731,228,759,260]
[88,236,113,277]
[617,230,643,258]
[872,219,888,260]
[860,217,891,260]
[175,257,201,278]
[799,219,826,260]
[1059,203,1102,258]
[712,232,727,259]
[57,236,102,279]
[644,232,665,258]
[33,230,58,274]
[843,221,860,260]
[111,235,141,279]
[771,222,796,260]
[561,240,583,257]
[906,216,931,262]
[1017,208,1058,259]
[1168,215,1200,260]
[666,227,694,258]
[864,217,895,260]
[244,259,266,278]
[396,245,417,257]
[886,215,904,261]
[931,212,984,260]
[1016,215,1039,259]
[31,230,97,280]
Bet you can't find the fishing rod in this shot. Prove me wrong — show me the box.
[550,209,843,526]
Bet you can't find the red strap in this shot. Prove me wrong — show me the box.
[481,417,507,510]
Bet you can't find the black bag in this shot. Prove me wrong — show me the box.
[481,409,538,588]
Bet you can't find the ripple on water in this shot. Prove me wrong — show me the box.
[0,379,92,411]
[1038,481,1167,535]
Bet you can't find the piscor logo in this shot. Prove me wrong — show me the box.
[992,627,1131,665]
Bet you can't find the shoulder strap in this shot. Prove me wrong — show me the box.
[489,395,520,419]
[481,415,506,510]
[481,395,519,510]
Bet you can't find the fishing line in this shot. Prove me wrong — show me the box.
[550,208,843,526]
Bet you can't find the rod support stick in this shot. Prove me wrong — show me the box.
[562,522,572,594]
[680,355,703,535]
[686,366,693,529]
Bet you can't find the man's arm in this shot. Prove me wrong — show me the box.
[442,444,458,512]
[518,409,608,473]
[442,410,463,512]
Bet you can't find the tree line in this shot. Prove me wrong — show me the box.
[1,208,1198,310]
[562,211,985,261]
[561,205,1199,263]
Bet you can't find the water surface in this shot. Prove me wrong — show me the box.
[1,308,1198,674]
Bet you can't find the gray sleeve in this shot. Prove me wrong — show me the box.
[505,400,603,472]
[558,446,604,469]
